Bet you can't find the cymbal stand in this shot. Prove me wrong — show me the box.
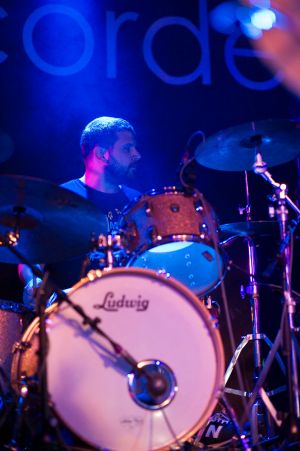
[97,233,121,270]
[252,150,300,442]
[224,170,287,445]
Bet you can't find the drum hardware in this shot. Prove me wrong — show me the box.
[240,147,300,445]
[223,167,288,445]
[199,295,221,327]
[12,341,32,354]
[96,233,122,270]
[195,119,300,447]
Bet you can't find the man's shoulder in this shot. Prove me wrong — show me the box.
[61,179,87,197]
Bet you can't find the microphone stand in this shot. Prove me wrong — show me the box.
[252,149,300,443]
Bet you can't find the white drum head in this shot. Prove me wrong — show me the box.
[45,268,224,450]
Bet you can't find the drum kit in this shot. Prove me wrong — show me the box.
[0,119,299,450]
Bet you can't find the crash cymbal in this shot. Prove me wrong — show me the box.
[219,221,279,244]
[0,175,107,264]
[195,119,300,171]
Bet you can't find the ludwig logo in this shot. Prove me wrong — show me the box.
[93,292,149,312]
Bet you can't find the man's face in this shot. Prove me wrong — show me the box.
[107,130,141,182]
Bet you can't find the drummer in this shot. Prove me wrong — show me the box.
[18,116,141,309]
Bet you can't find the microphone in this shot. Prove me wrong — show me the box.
[179,130,205,190]
[179,130,205,166]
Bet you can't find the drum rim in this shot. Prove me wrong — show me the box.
[121,185,201,215]
[11,267,225,450]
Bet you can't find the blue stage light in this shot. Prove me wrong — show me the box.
[210,2,238,34]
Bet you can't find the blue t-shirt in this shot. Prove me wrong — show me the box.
[46,179,140,289]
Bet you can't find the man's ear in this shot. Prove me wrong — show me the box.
[95,145,109,162]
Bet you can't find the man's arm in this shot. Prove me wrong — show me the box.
[18,263,43,310]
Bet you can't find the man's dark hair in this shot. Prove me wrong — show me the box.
[80,116,136,159]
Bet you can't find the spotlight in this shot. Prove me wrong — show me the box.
[251,8,276,30]
[210,1,279,39]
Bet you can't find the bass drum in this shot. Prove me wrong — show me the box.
[120,187,224,295]
[11,268,224,451]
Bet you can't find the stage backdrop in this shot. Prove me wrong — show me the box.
[0,0,299,303]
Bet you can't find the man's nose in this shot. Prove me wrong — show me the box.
[131,147,141,161]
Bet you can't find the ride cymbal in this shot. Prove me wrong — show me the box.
[195,119,300,171]
[0,175,107,264]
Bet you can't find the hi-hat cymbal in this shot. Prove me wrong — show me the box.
[219,221,279,244]
[0,175,107,264]
[195,119,300,171]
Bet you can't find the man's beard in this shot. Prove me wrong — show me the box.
[106,158,138,184]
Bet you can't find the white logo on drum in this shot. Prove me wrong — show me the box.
[93,292,149,312]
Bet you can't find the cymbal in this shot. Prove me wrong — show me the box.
[219,221,279,244]
[195,119,300,171]
[0,175,107,264]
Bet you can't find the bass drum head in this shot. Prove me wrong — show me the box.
[13,268,224,451]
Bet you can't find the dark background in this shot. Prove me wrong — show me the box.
[0,1,299,398]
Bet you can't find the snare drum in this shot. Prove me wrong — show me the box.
[120,187,224,295]
[11,268,224,451]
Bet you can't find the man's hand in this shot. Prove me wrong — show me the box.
[23,277,42,310]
